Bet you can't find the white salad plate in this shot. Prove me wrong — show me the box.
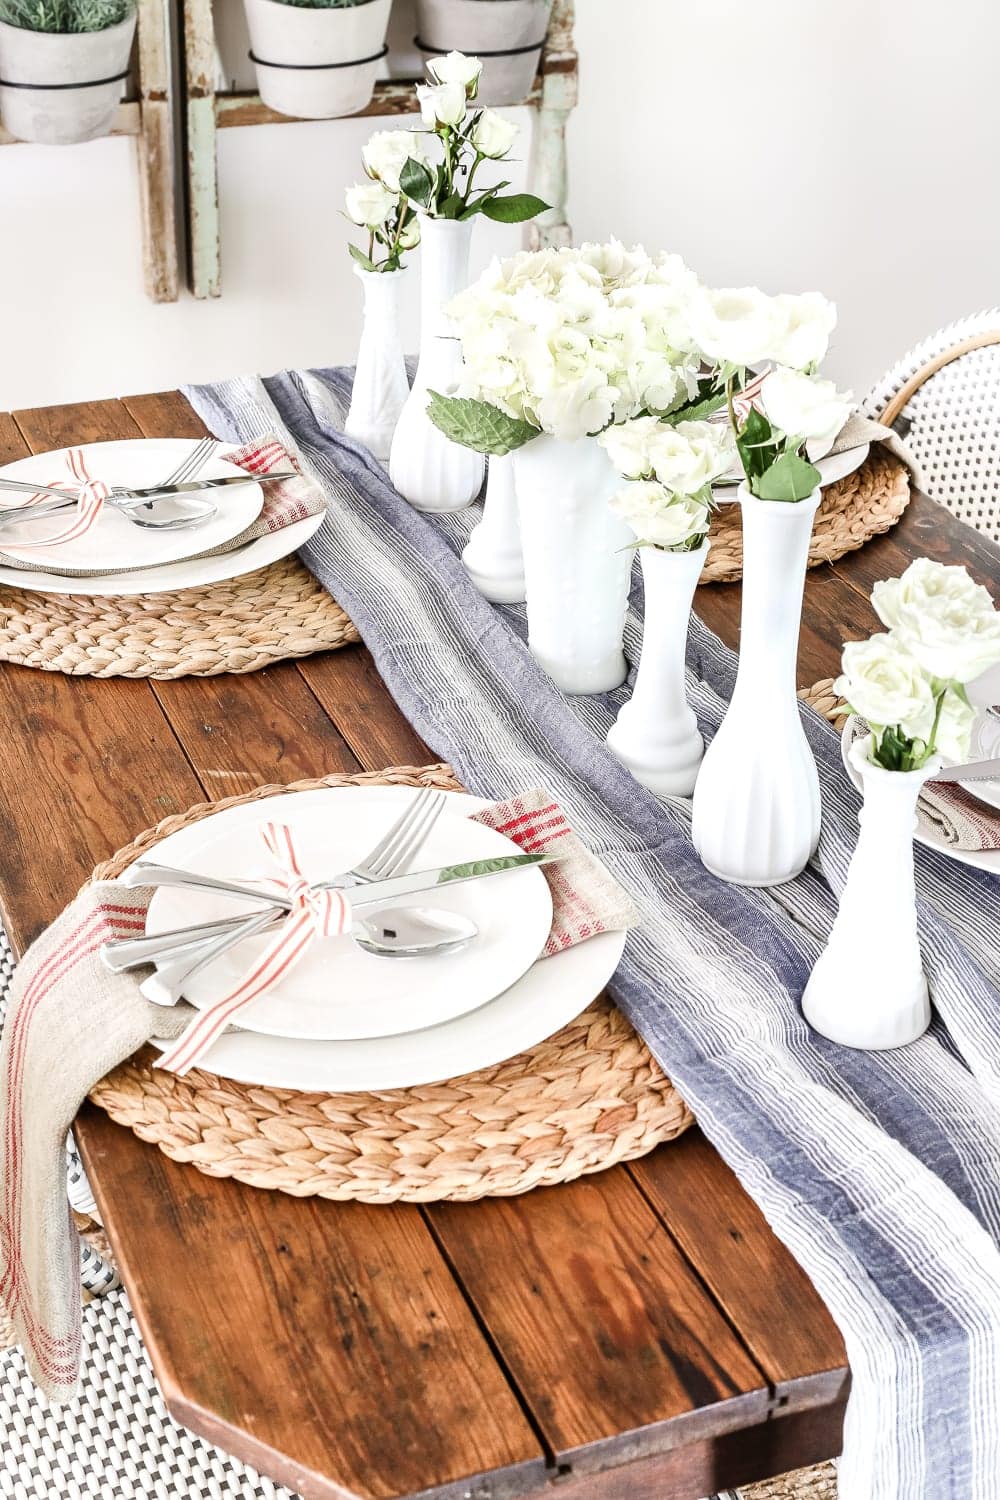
[0,440,263,573]
[841,715,1000,877]
[959,708,1000,813]
[713,442,870,503]
[144,787,554,1042]
[138,787,627,1092]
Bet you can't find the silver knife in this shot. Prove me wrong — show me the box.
[101,852,559,972]
[929,758,1000,783]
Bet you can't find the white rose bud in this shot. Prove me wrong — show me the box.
[344,180,397,228]
[427,50,484,95]
[872,558,1000,683]
[836,634,936,741]
[362,128,425,194]
[416,80,467,128]
[610,481,710,551]
[471,109,518,159]
[759,367,853,456]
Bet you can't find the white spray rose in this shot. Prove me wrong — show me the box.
[599,416,662,479]
[836,634,936,739]
[759,367,853,454]
[427,50,483,94]
[872,558,1000,683]
[344,180,397,228]
[417,80,467,128]
[471,109,518,159]
[647,420,735,493]
[687,285,782,368]
[362,129,425,193]
[768,292,837,370]
[610,481,710,551]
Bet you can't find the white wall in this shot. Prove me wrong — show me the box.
[1,0,997,410]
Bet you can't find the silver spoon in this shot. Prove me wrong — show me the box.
[139,905,478,1008]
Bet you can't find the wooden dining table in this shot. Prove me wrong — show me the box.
[1,390,997,1500]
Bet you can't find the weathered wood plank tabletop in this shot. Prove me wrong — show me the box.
[2,392,996,1500]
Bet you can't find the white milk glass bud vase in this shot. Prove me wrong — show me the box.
[802,733,936,1049]
[461,453,525,603]
[389,216,485,511]
[692,484,822,885]
[607,539,708,796]
[514,435,633,694]
[345,266,410,464]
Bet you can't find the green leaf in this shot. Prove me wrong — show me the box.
[399,157,434,207]
[347,243,377,273]
[479,193,550,224]
[426,392,541,456]
[735,407,774,484]
[658,390,727,425]
[753,450,822,503]
[437,191,464,219]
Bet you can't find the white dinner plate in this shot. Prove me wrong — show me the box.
[144,788,553,1042]
[959,708,1000,812]
[713,443,871,503]
[841,715,1000,877]
[0,440,263,572]
[136,788,627,1092]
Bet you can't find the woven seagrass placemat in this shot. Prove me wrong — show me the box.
[87,763,693,1202]
[0,555,358,678]
[703,447,910,584]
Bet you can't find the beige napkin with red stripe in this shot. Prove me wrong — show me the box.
[0,791,636,1400]
[919,781,1000,852]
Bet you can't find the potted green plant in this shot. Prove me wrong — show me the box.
[415,0,551,105]
[243,0,391,119]
[0,0,135,145]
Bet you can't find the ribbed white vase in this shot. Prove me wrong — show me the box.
[514,435,633,694]
[389,216,485,512]
[692,484,822,886]
[462,454,526,603]
[607,540,707,796]
[345,266,410,464]
[802,734,935,1049]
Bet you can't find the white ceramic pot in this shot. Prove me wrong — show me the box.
[415,0,551,106]
[607,540,707,797]
[0,14,135,145]
[514,434,632,694]
[802,733,935,1049]
[389,215,485,512]
[243,0,391,119]
[691,484,822,886]
[461,453,525,603]
[345,265,410,465]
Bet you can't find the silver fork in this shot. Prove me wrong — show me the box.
[103,787,449,974]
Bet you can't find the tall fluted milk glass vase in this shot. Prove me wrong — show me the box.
[802,733,935,1048]
[345,265,410,464]
[389,216,485,511]
[514,435,633,694]
[607,540,708,795]
[692,485,822,885]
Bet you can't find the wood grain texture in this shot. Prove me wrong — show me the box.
[13,399,143,452]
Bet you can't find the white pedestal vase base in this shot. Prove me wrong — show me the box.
[802,736,934,1050]
[345,265,410,465]
[606,540,707,797]
[692,486,822,887]
[389,216,485,513]
[514,435,632,695]
[461,454,525,604]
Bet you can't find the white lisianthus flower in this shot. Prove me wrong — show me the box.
[759,367,853,454]
[768,292,837,371]
[687,285,782,368]
[836,634,936,740]
[872,558,1000,683]
[361,129,426,193]
[427,50,483,94]
[471,109,518,159]
[647,420,735,493]
[416,80,467,128]
[933,691,977,763]
[610,481,710,551]
[344,180,397,228]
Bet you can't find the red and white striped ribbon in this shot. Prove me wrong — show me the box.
[155,822,351,1077]
[730,369,771,427]
[1,448,109,550]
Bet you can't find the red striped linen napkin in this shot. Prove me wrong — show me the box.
[0,794,636,1401]
[919,781,1000,852]
[0,435,325,576]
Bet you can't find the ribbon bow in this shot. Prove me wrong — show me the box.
[155,822,351,1077]
[1,448,109,551]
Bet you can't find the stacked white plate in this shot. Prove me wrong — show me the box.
[0,439,324,597]
[127,785,626,1091]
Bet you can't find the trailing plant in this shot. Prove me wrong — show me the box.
[0,0,131,31]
